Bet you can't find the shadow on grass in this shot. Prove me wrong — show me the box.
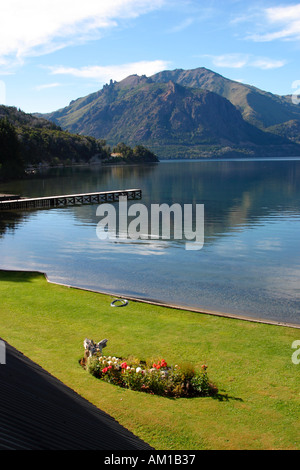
[0,269,44,283]
[211,391,243,402]
[169,390,244,402]
[161,392,244,402]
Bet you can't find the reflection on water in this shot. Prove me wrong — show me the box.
[0,159,300,325]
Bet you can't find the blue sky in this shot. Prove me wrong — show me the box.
[0,0,300,114]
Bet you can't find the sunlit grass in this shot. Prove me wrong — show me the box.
[0,269,299,450]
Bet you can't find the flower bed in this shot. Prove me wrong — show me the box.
[80,354,217,398]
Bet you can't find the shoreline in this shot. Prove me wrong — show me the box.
[2,268,299,330]
[1,267,299,450]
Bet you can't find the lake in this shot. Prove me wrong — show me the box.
[1,158,300,326]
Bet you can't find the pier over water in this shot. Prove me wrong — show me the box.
[0,189,142,211]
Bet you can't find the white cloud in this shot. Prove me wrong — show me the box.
[250,58,286,70]
[48,60,170,82]
[246,4,300,42]
[202,53,286,70]
[0,0,165,64]
[232,78,246,84]
[206,53,250,69]
[35,82,61,91]
[167,17,195,33]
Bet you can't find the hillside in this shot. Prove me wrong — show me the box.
[0,105,158,179]
[0,105,110,168]
[42,71,300,159]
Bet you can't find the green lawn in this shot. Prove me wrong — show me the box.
[0,269,299,450]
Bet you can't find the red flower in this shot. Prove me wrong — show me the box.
[153,359,167,369]
[102,367,108,373]
[201,364,207,370]
[121,362,127,369]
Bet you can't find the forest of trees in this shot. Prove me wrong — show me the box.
[0,118,24,179]
[0,106,158,181]
[112,142,159,163]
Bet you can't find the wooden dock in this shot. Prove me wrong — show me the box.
[0,194,21,202]
[0,189,142,211]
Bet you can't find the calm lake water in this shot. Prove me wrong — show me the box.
[1,158,300,325]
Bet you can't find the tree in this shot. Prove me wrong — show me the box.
[132,145,159,162]
[113,142,132,159]
[0,118,24,178]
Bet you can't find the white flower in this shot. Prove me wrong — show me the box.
[136,367,142,373]
[126,366,131,370]
[107,361,112,365]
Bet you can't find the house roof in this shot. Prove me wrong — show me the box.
[0,340,153,450]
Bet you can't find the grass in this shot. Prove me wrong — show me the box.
[0,269,299,450]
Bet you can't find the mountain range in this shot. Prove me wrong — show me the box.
[40,67,300,159]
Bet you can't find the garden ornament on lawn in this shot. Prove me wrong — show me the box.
[110,298,129,307]
[83,337,108,356]
[96,338,108,353]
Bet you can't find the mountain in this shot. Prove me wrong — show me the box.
[151,68,300,136]
[41,68,300,159]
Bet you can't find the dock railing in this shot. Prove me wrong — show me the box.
[0,189,142,211]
